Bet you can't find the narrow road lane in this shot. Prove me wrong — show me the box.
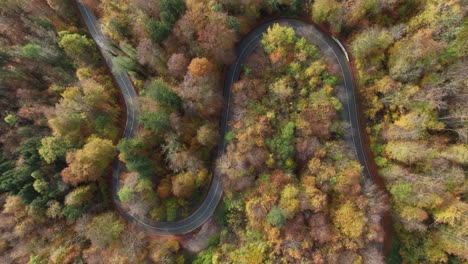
[77,2,387,239]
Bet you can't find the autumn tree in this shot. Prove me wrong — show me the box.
[196,123,219,147]
[384,141,429,165]
[279,184,300,218]
[311,0,342,32]
[389,30,444,82]
[441,144,468,164]
[300,176,327,212]
[198,18,237,64]
[135,38,166,73]
[351,27,394,81]
[46,0,74,20]
[65,184,96,206]
[172,171,195,198]
[167,53,189,79]
[62,137,117,185]
[269,77,293,100]
[334,201,366,239]
[49,74,119,143]
[46,200,63,219]
[261,23,296,62]
[454,19,467,57]
[157,178,172,199]
[148,239,183,263]
[187,57,215,77]
[180,57,222,118]
[178,0,236,64]
[48,87,92,142]
[86,212,125,249]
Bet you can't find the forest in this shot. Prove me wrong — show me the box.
[0,0,466,263]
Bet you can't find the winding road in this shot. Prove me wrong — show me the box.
[77,2,382,237]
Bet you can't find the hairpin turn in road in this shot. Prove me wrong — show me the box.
[76,2,387,239]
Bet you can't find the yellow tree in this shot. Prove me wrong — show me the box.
[261,23,296,63]
[311,0,342,32]
[61,137,117,186]
[279,184,300,219]
[187,57,214,77]
[300,176,327,212]
[171,171,195,198]
[333,201,366,239]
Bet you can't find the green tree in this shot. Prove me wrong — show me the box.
[86,212,125,249]
[389,30,443,82]
[20,43,41,59]
[39,136,73,163]
[165,198,179,221]
[140,110,171,134]
[266,122,295,165]
[0,138,42,202]
[4,113,17,126]
[146,0,186,43]
[117,138,154,177]
[62,204,88,222]
[113,55,145,76]
[28,255,46,264]
[117,187,134,203]
[160,0,186,22]
[147,79,182,110]
[147,19,172,43]
[32,179,48,194]
[193,247,214,264]
[351,27,394,60]
[351,27,394,80]
[267,206,286,228]
[454,19,467,57]
[261,23,296,58]
[65,184,96,206]
[107,18,130,40]
[58,32,98,66]
[390,182,413,203]
[384,140,429,164]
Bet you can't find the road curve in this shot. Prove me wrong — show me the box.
[77,2,380,236]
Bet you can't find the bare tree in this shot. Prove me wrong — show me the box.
[120,225,148,261]
[167,53,189,79]
[361,247,385,264]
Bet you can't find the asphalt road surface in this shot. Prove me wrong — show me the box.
[78,2,375,236]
